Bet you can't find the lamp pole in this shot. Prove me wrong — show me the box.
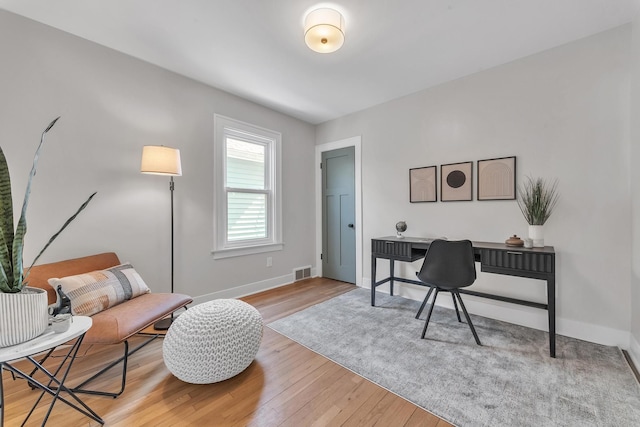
[170,176,175,295]
[154,175,176,330]
[140,145,182,331]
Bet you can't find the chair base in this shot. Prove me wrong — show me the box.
[416,287,462,322]
[71,335,159,398]
[419,288,482,346]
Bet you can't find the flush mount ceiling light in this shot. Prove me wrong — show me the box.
[304,7,345,53]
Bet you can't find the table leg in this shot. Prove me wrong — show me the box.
[371,254,377,306]
[389,259,394,296]
[42,335,85,424]
[548,276,556,358]
[4,334,104,425]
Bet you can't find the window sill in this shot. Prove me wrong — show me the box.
[212,243,284,260]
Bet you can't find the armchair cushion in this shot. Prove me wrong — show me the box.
[85,292,192,344]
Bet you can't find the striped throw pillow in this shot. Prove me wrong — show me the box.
[48,263,151,316]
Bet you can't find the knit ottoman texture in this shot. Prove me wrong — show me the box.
[162,299,263,384]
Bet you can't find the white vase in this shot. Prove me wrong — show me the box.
[0,286,50,348]
[528,225,545,248]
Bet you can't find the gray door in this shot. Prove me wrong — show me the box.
[322,146,356,283]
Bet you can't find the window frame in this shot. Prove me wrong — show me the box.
[213,114,283,259]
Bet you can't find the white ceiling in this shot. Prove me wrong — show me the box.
[1,0,639,124]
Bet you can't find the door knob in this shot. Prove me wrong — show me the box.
[348,223,354,228]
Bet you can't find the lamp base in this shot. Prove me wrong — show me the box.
[154,317,174,331]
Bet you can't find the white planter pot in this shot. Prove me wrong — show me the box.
[0,287,49,348]
[528,225,545,248]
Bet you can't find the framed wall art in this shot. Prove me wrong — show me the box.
[441,161,473,201]
[477,156,516,200]
[410,166,437,202]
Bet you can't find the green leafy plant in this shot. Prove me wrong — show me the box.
[0,117,96,293]
[517,176,559,225]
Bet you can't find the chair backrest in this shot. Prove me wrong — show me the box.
[417,239,476,290]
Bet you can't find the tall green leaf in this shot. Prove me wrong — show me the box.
[0,147,14,281]
[0,229,10,290]
[11,117,60,290]
[24,191,97,283]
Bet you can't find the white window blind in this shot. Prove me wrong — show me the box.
[226,138,267,241]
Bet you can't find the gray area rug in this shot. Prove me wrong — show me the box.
[268,288,640,426]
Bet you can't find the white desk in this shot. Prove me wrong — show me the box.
[0,316,104,426]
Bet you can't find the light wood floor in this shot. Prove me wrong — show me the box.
[1,278,451,426]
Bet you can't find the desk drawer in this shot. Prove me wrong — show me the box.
[372,240,413,260]
[480,249,554,274]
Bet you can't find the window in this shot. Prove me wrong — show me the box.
[213,114,282,259]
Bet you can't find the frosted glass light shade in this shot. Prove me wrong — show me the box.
[304,8,345,53]
[141,145,182,176]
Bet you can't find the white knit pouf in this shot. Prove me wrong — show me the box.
[162,299,263,384]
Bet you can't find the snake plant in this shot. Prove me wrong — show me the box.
[0,117,96,293]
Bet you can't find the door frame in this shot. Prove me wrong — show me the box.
[315,136,362,286]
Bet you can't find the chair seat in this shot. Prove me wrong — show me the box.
[85,293,192,344]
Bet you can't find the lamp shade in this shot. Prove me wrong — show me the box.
[141,145,182,176]
[304,8,345,53]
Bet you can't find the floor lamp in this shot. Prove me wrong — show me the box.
[140,145,182,330]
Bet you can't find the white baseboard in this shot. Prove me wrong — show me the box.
[363,279,631,349]
[558,317,630,349]
[190,267,318,306]
[630,334,640,369]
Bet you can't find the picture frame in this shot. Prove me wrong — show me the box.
[410,166,437,202]
[441,161,473,201]
[477,156,516,200]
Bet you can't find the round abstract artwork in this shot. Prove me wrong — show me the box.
[446,170,466,188]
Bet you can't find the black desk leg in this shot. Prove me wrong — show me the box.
[371,254,377,306]
[548,276,556,358]
[389,259,394,296]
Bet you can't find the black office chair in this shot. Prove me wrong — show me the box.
[414,239,481,345]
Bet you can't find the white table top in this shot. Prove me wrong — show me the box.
[0,316,92,363]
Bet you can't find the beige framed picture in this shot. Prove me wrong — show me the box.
[441,161,473,201]
[410,166,437,202]
[477,156,516,200]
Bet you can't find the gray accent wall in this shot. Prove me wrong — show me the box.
[0,10,316,300]
[317,25,634,351]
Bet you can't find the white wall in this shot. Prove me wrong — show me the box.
[316,25,633,348]
[0,10,317,301]
[630,14,640,365]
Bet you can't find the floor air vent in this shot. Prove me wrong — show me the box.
[293,266,312,281]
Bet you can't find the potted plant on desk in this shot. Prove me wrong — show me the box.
[0,117,96,347]
[517,176,559,248]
